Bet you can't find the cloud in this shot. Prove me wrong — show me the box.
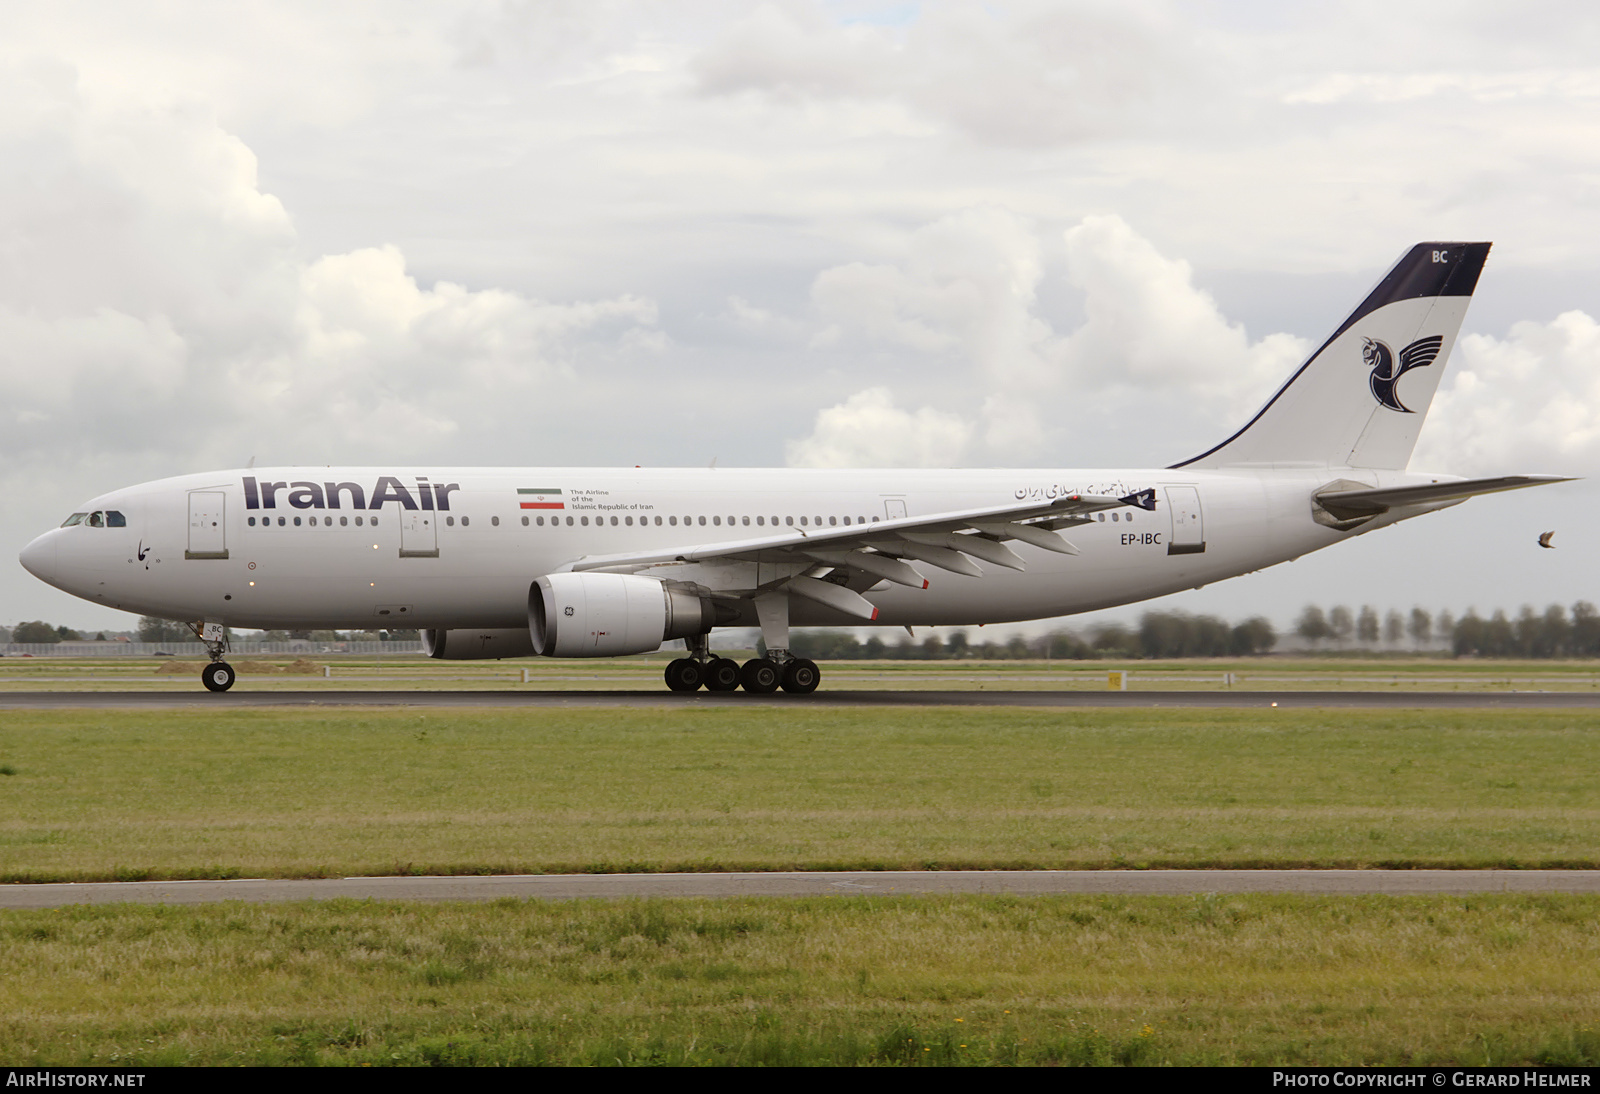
[810,207,1049,369]
[1057,215,1308,407]
[1417,311,1600,475]
[786,387,971,468]
[798,211,1309,464]
[0,74,661,472]
[692,0,1190,147]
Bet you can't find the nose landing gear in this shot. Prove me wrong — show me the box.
[186,621,235,693]
[201,661,235,692]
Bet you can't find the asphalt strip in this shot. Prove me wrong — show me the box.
[5,870,1600,908]
[5,689,1600,709]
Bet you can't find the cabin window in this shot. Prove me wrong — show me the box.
[610,516,618,526]
[492,516,500,527]
[696,516,704,526]
[462,516,470,527]
[625,516,633,526]
[829,516,837,526]
[742,516,750,526]
[522,516,529,526]
[756,516,764,526]
[446,516,454,526]
[713,516,721,526]
[293,517,302,526]
[799,516,807,526]
[581,516,589,526]
[785,516,793,526]
[1111,513,1119,522]
[341,517,348,527]
[842,516,850,525]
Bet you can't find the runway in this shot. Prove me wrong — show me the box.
[5,870,1600,908]
[5,689,1600,709]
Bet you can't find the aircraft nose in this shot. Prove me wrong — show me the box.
[19,531,60,586]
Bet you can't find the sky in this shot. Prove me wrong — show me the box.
[5,0,1600,638]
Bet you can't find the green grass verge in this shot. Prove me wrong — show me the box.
[2,894,1599,1066]
[2,707,1599,880]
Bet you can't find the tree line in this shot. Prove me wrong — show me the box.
[11,605,1600,659]
[1294,602,1600,657]
[777,610,1278,661]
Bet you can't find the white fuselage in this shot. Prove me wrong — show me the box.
[20,465,1450,634]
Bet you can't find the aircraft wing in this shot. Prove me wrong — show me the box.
[1314,475,1575,521]
[559,490,1154,613]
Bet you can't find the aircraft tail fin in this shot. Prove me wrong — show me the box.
[1172,242,1491,470]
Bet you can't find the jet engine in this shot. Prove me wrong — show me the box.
[530,572,724,657]
[421,628,536,660]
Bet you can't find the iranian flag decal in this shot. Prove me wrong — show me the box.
[518,488,564,510]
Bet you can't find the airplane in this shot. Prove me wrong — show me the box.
[18,241,1573,694]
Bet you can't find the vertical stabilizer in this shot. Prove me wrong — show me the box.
[1173,242,1490,470]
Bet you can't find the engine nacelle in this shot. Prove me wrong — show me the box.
[421,628,537,660]
[530,573,718,657]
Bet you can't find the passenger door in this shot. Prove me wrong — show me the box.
[1164,486,1205,555]
[185,491,228,560]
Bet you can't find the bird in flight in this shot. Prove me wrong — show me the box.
[1538,531,1556,549]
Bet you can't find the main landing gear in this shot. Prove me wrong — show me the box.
[188,621,235,693]
[664,633,819,695]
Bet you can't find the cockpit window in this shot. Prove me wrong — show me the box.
[105,511,126,527]
[60,513,87,527]
[87,512,104,528]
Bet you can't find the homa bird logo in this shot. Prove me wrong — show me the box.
[1362,334,1444,413]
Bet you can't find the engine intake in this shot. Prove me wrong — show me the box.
[530,573,720,657]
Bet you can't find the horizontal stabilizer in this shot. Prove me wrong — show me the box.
[1314,475,1575,521]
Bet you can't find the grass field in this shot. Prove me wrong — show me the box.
[2,706,1598,880]
[5,653,1600,691]
[5,697,1599,1066]
[2,894,1598,1066]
